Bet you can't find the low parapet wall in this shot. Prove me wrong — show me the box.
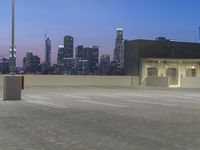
[146,76,170,88]
[0,75,139,87]
[181,77,200,88]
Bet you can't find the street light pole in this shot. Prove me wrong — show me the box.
[10,0,16,75]
[3,0,22,101]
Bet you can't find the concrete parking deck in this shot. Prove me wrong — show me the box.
[0,86,200,150]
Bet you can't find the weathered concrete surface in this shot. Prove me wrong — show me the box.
[181,77,200,88]
[0,86,200,149]
[146,76,170,87]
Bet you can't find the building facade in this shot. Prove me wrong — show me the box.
[75,46,99,74]
[140,58,200,87]
[57,45,65,64]
[113,28,124,73]
[0,58,9,74]
[87,46,99,73]
[23,52,40,73]
[75,46,89,74]
[124,39,200,76]
[100,55,110,75]
[64,36,74,58]
[124,39,200,87]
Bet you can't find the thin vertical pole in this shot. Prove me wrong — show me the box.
[10,0,15,74]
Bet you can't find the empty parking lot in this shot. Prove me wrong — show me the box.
[0,86,200,150]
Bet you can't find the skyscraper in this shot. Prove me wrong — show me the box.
[57,45,65,64]
[64,36,74,58]
[75,46,89,74]
[0,58,9,74]
[113,28,124,73]
[63,36,74,74]
[45,37,51,66]
[23,52,40,73]
[87,46,99,73]
[75,46,99,74]
[100,55,110,75]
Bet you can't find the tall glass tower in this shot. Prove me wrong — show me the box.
[113,28,124,72]
[45,37,51,66]
[64,36,74,58]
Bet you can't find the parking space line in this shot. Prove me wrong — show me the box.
[164,95,192,99]
[26,95,50,100]
[125,93,163,99]
[62,94,90,99]
[125,93,194,100]
[162,98,200,104]
[76,100,127,108]
[125,99,177,107]
[26,100,68,109]
[95,94,125,99]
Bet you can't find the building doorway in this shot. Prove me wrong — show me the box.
[166,68,178,85]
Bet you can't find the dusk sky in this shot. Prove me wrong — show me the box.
[0,0,200,66]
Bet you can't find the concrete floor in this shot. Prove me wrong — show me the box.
[0,86,200,150]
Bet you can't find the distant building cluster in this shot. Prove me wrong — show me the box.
[3,28,124,75]
[1,27,200,78]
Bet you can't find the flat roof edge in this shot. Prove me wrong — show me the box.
[140,58,200,61]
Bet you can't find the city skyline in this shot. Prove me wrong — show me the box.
[0,0,200,66]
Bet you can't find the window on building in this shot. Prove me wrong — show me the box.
[186,69,196,77]
[147,68,158,77]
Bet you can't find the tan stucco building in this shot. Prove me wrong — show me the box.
[140,58,200,87]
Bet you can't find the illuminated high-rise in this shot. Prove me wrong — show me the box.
[113,28,124,73]
[64,36,74,58]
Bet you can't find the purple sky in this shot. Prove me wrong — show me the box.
[0,0,200,66]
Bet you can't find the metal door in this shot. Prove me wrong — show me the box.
[166,68,178,85]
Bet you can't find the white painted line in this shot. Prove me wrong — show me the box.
[164,95,191,99]
[26,101,61,109]
[77,100,126,108]
[125,93,162,99]
[26,100,68,109]
[163,98,200,104]
[34,100,68,108]
[62,94,90,99]
[126,93,193,100]
[26,95,49,100]
[185,94,200,98]
[125,99,177,107]
[95,94,125,99]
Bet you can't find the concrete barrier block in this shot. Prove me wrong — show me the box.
[3,76,22,100]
